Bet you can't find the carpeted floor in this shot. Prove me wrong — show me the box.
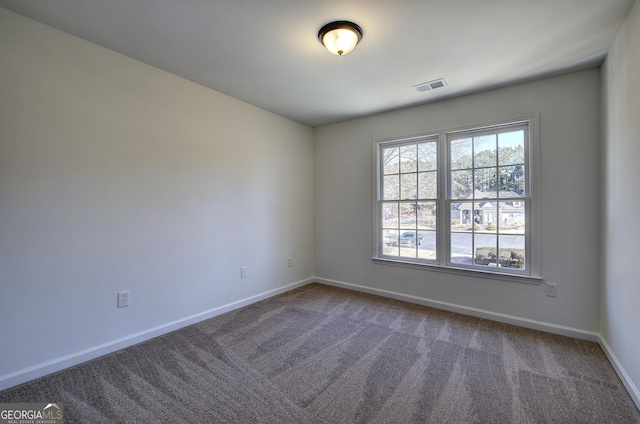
[2,283,639,423]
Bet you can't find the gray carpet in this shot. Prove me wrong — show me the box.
[2,283,639,423]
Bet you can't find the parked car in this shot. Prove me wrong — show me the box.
[399,231,423,247]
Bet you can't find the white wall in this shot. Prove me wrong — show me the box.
[0,8,314,389]
[601,0,640,407]
[315,69,602,336]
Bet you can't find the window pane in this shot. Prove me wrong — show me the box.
[383,175,400,200]
[382,202,399,229]
[474,201,497,233]
[382,229,399,256]
[451,170,472,199]
[417,202,436,230]
[450,138,472,170]
[451,232,472,265]
[400,203,417,229]
[472,204,483,229]
[418,142,437,171]
[451,202,461,226]
[498,165,525,196]
[399,230,420,258]
[498,131,524,165]
[399,245,418,258]
[400,173,418,200]
[499,235,525,269]
[451,202,473,231]
[474,234,497,267]
[474,168,497,198]
[382,146,400,175]
[499,201,525,234]
[400,230,421,247]
[418,171,437,199]
[474,135,496,167]
[400,145,418,173]
[417,230,436,260]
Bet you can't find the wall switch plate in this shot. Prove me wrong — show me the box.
[545,282,558,298]
[240,267,247,278]
[117,290,130,308]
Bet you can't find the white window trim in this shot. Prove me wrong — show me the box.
[372,114,541,283]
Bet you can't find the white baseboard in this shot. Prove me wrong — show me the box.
[4,276,639,414]
[598,335,640,410]
[315,277,599,341]
[0,278,313,392]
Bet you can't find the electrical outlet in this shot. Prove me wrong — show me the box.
[240,267,247,278]
[117,290,130,308]
[288,257,292,268]
[545,282,558,298]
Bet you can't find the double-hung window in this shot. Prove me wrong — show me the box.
[375,117,539,279]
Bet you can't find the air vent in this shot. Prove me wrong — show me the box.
[413,78,447,93]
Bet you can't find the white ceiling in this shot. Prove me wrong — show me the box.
[0,0,635,127]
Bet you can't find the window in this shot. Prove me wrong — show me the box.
[374,117,539,279]
[380,136,439,260]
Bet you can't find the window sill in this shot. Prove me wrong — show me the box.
[372,257,543,285]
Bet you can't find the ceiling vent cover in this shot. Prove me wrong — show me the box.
[414,78,447,93]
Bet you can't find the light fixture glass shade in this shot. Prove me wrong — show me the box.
[318,21,363,56]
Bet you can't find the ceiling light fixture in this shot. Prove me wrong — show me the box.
[318,21,363,56]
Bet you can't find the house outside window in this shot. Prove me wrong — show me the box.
[374,116,540,280]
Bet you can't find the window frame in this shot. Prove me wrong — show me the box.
[372,115,541,283]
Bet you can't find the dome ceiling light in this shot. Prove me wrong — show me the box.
[318,21,363,56]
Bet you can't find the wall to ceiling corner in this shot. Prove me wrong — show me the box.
[314,68,602,337]
[0,7,314,390]
[601,0,640,408]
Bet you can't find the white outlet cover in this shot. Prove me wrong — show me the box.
[117,290,130,308]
